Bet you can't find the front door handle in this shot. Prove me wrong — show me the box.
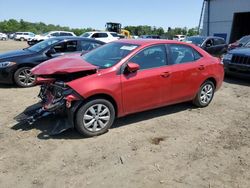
[198,65,205,70]
[160,72,170,78]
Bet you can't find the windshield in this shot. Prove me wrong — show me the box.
[28,38,60,52]
[186,36,206,45]
[239,36,250,45]
[81,32,91,37]
[82,42,139,68]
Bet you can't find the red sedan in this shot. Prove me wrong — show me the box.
[29,39,224,137]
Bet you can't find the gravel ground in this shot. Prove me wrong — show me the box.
[0,40,249,188]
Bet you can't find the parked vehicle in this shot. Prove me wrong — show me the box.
[28,31,76,45]
[0,33,8,40]
[14,32,35,41]
[223,41,250,78]
[0,37,104,87]
[173,35,186,41]
[228,35,250,51]
[27,39,224,137]
[185,36,228,57]
[80,31,119,43]
[105,22,131,38]
[8,33,15,39]
[140,35,160,39]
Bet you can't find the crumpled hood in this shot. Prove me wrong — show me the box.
[31,54,98,75]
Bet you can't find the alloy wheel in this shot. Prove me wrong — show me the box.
[83,104,111,132]
[18,68,36,87]
[200,83,213,105]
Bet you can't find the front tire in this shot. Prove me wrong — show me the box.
[14,67,36,87]
[193,80,215,107]
[75,99,115,137]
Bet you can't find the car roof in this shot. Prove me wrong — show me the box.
[188,35,225,40]
[48,31,73,33]
[54,36,105,44]
[16,32,32,33]
[207,36,225,40]
[87,31,115,34]
[114,39,191,46]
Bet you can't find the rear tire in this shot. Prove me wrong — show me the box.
[75,99,115,137]
[14,67,36,87]
[193,80,215,107]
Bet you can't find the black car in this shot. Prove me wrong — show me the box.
[185,36,228,56]
[0,37,105,87]
[223,41,250,78]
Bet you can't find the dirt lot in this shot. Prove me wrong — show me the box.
[0,40,249,188]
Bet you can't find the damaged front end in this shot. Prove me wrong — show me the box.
[24,81,83,135]
[18,55,98,135]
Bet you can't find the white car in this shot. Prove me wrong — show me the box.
[0,33,8,40]
[80,31,120,43]
[14,32,35,41]
[173,35,186,41]
[28,31,76,45]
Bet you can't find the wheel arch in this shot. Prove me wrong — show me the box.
[70,93,119,130]
[12,63,36,82]
[204,77,217,89]
[84,93,118,117]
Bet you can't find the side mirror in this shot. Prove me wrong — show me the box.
[239,43,243,47]
[126,62,140,73]
[46,48,56,56]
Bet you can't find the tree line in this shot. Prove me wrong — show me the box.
[0,19,199,38]
[124,26,199,39]
[0,19,93,36]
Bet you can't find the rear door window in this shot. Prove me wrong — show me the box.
[60,32,72,36]
[214,38,225,45]
[111,33,119,37]
[92,33,108,38]
[52,41,78,53]
[168,44,201,64]
[91,33,100,38]
[51,32,60,37]
[99,33,108,38]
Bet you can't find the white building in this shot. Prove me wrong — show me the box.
[201,0,250,43]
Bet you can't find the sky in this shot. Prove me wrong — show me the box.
[0,0,203,30]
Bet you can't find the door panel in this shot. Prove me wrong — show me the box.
[168,60,206,103]
[121,44,171,114]
[167,44,206,103]
[121,68,169,114]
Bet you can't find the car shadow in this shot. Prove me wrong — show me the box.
[11,102,194,140]
[0,83,17,89]
[224,75,250,87]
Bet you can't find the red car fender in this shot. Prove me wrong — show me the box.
[66,71,124,117]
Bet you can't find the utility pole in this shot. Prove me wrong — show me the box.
[198,0,206,35]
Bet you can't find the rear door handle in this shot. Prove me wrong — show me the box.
[160,72,170,78]
[198,65,205,70]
